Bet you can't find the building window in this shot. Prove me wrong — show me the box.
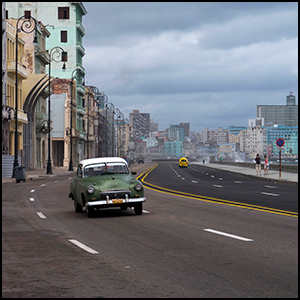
[58,7,69,19]
[24,11,31,19]
[61,31,67,43]
[61,51,68,62]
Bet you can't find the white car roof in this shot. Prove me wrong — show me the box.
[79,157,128,168]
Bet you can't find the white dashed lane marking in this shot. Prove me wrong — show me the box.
[68,239,99,254]
[213,184,223,188]
[261,192,279,197]
[37,212,47,219]
[264,185,277,189]
[204,229,254,242]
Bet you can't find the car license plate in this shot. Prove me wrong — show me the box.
[112,199,124,204]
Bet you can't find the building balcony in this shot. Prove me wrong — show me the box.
[76,83,85,96]
[76,42,85,56]
[35,50,50,65]
[76,105,86,116]
[76,21,85,36]
[7,60,28,79]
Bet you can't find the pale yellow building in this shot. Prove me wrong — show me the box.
[6,20,28,160]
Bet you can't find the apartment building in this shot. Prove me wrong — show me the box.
[240,126,267,158]
[129,110,150,140]
[6,2,87,165]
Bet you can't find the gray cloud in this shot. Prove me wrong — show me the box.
[82,2,298,131]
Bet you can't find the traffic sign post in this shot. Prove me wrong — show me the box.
[276,139,285,179]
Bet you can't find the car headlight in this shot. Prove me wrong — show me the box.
[87,186,95,194]
[134,183,143,191]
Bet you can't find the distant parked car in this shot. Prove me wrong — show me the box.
[69,157,146,217]
[138,157,144,164]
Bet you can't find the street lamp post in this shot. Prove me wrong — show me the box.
[68,68,85,171]
[12,15,38,178]
[86,85,101,157]
[46,47,66,174]
[105,102,115,156]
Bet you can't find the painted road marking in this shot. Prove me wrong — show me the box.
[261,192,279,197]
[235,181,242,184]
[213,184,223,188]
[40,184,46,187]
[264,185,277,189]
[68,239,99,254]
[204,229,253,242]
[142,210,150,214]
[37,212,46,219]
[29,198,35,202]
[192,180,198,184]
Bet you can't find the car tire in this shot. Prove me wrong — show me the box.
[134,203,143,215]
[74,200,83,213]
[86,206,94,218]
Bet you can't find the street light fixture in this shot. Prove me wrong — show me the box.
[68,68,85,171]
[12,15,38,179]
[46,46,67,174]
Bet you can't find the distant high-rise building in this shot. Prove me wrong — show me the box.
[129,110,150,140]
[179,122,190,138]
[256,92,298,127]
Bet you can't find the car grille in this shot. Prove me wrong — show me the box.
[99,190,131,200]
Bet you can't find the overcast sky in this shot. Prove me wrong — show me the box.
[82,2,298,132]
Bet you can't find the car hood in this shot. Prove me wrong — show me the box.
[87,174,132,191]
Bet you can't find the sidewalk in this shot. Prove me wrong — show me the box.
[192,162,298,185]
[2,166,75,185]
[2,163,298,185]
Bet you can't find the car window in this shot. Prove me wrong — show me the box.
[106,162,129,174]
[83,162,129,177]
[77,165,83,176]
[84,163,106,177]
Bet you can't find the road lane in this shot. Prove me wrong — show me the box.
[141,163,298,214]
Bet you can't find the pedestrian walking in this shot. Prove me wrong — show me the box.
[255,154,262,176]
[264,155,269,175]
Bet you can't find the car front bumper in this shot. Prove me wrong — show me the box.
[86,197,146,207]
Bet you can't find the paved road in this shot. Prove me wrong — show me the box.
[2,163,298,298]
[141,163,298,215]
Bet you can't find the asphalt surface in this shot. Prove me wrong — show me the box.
[2,162,298,297]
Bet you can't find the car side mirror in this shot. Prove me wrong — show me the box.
[131,171,137,175]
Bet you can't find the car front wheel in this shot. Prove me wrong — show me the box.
[74,200,83,213]
[134,203,143,215]
[86,206,94,218]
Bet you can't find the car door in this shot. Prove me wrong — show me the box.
[74,165,84,206]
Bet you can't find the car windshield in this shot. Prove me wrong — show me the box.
[84,162,129,178]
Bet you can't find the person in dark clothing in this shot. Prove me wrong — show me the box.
[255,154,261,176]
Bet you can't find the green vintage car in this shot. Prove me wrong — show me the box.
[69,157,146,217]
